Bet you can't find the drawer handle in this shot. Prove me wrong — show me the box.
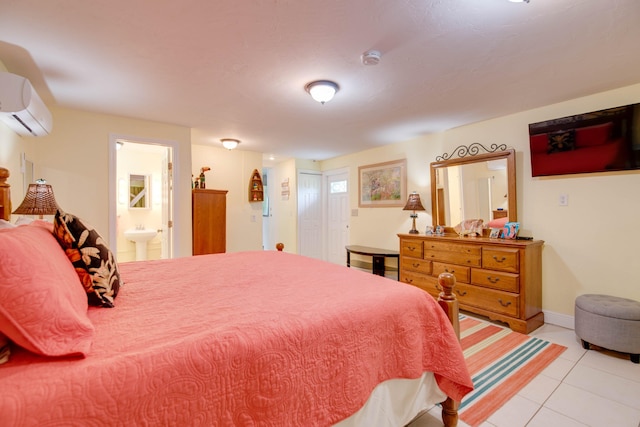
[408,246,416,252]
[492,255,507,263]
[435,284,442,291]
[404,278,413,284]
[487,276,500,284]
[444,268,455,274]
[412,263,421,268]
[498,299,511,307]
[455,289,467,296]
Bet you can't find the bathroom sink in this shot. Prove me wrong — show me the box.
[124,229,157,243]
[124,229,157,261]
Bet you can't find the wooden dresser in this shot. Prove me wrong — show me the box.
[192,189,228,255]
[398,233,544,333]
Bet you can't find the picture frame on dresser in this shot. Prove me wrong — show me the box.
[358,159,407,208]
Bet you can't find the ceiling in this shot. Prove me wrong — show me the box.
[1,0,639,163]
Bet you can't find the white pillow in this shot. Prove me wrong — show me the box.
[14,216,34,226]
[0,219,16,229]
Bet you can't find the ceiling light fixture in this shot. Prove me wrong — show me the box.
[221,138,240,150]
[508,0,530,3]
[305,80,339,104]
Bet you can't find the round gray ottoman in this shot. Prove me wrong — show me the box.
[575,294,640,364]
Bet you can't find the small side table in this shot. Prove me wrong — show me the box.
[345,245,400,280]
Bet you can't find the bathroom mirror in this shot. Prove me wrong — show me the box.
[430,148,516,228]
[129,174,150,209]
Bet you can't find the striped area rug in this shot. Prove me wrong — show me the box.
[457,315,567,427]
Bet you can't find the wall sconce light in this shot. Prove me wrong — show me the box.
[13,179,60,219]
[305,80,339,104]
[221,138,240,150]
[402,191,426,234]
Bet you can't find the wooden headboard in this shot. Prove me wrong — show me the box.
[0,167,10,221]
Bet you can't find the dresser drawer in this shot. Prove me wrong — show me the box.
[401,257,432,275]
[482,247,520,273]
[401,240,423,258]
[400,271,439,298]
[471,268,519,293]
[423,241,481,256]
[456,283,519,317]
[424,249,481,267]
[433,262,470,284]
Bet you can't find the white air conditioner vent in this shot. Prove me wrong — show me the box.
[0,71,52,137]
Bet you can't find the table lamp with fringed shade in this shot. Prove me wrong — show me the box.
[12,179,60,219]
[402,191,425,234]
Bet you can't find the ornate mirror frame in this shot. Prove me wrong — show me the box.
[430,145,517,229]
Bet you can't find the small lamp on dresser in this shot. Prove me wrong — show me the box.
[403,191,425,234]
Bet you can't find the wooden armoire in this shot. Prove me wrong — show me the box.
[192,189,228,255]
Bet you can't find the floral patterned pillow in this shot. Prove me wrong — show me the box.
[53,210,122,307]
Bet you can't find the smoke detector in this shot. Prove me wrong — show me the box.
[361,50,381,66]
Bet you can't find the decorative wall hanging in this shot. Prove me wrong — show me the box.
[358,159,407,208]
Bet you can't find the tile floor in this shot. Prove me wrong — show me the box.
[410,319,640,427]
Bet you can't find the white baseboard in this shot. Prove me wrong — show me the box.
[543,310,575,330]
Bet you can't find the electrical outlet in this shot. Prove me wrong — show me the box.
[558,194,569,206]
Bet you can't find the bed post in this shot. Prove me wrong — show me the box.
[0,167,10,221]
[276,243,284,251]
[438,272,460,427]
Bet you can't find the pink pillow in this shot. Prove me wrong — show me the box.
[487,216,509,229]
[0,224,94,357]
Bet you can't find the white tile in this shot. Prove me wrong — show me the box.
[529,325,585,363]
[539,356,576,381]
[563,364,640,410]
[526,407,588,427]
[486,395,539,427]
[517,372,561,405]
[545,383,640,427]
[578,348,640,383]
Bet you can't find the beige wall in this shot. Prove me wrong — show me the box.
[190,135,263,253]
[0,105,193,257]
[322,83,640,319]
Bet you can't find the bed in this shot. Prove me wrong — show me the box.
[0,166,473,426]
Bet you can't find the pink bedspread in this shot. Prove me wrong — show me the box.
[0,251,472,426]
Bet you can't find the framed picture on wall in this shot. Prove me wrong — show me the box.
[358,159,407,208]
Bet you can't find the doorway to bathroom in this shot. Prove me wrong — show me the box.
[108,135,176,262]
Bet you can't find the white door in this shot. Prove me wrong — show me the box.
[297,171,322,259]
[326,170,349,265]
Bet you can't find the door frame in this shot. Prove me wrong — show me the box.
[108,133,180,258]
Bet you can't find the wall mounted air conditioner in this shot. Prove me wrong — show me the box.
[0,71,52,137]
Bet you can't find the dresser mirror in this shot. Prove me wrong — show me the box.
[430,148,516,228]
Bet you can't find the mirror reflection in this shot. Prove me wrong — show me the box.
[129,174,149,209]
[430,149,516,228]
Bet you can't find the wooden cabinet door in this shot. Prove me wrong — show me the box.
[192,189,227,255]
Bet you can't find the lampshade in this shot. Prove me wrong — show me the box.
[221,138,240,150]
[403,191,425,212]
[13,179,60,218]
[305,80,339,104]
